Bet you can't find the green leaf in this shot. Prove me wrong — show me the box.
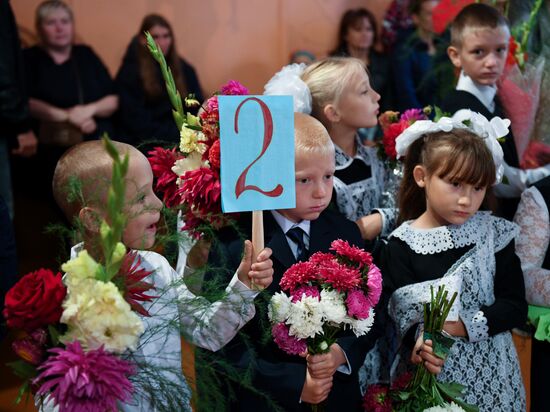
[48,324,61,346]
[7,360,37,380]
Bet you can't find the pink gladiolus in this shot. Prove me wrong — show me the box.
[35,341,135,412]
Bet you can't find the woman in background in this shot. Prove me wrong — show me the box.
[115,14,204,148]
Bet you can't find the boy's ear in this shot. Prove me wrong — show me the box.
[79,206,102,233]
[447,46,462,69]
[413,165,427,188]
[323,104,340,123]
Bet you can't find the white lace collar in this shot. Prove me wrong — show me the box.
[390,212,492,254]
[334,135,371,170]
[456,70,496,113]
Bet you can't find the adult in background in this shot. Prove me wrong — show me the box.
[391,0,439,111]
[0,0,38,219]
[330,8,393,114]
[115,14,204,149]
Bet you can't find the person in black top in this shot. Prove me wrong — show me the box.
[115,14,204,149]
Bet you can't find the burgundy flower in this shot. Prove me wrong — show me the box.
[35,341,135,412]
[12,337,44,365]
[114,251,157,317]
[362,384,392,412]
[147,146,184,208]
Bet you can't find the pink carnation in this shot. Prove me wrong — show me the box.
[291,286,320,303]
[330,239,373,268]
[35,341,135,412]
[346,289,372,319]
[272,323,307,355]
[366,263,383,308]
[280,261,318,292]
[220,80,249,96]
[318,260,361,292]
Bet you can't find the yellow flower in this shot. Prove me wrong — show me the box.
[111,242,127,264]
[61,279,144,353]
[61,250,100,289]
[179,126,204,154]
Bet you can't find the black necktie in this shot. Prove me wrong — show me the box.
[286,227,308,262]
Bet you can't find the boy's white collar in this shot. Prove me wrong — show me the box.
[271,210,311,236]
[456,71,497,113]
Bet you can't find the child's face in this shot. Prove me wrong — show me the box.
[448,26,509,86]
[335,70,380,129]
[277,150,334,223]
[122,151,163,249]
[416,166,487,226]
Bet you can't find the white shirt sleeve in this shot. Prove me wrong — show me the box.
[514,187,550,306]
[494,163,550,198]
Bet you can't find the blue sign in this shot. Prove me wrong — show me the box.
[219,95,295,213]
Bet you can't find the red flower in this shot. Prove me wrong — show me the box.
[330,239,373,269]
[114,251,157,317]
[280,261,318,292]
[506,36,519,68]
[308,252,335,266]
[208,139,221,170]
[3,269,66,331]
[178,167,221,216]
[148,147,184,208]
[318,260,361,292]
[363,384,392,412]
[382,121,408,160]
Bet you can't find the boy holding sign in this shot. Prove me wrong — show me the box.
[203,113,380,411]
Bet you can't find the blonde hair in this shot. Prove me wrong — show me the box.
[301,57,366,119]
[294,113,335,158]
[35,0,74,43]
[52,141,136,220]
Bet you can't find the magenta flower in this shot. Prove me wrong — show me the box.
[272,323,307,355]
[346,289,372,320]
[35,341,135,412]
[291,286,320,303]
[220,80,249,96]
[12,337,44,365]
[366,264,383,308]
[401,108,427,123]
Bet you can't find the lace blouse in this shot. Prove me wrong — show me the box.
[514,186,550,306]
[333,136,396,236]
[382,212,527,411]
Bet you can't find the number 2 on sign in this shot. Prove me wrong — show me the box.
[233,97,284,199]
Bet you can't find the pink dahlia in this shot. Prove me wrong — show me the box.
[362,384,392,412]
[280,261,318,292]
[272,323,306,355]
[330,239,373,268]
[291,285,320,303]
[318,260,361,292]
[35,341,135,412]
[147,147,184,208]
[346,289,372,320]
[366,263,383,308]
[220,80,249,96]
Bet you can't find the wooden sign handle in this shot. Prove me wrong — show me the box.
[251,210,264,289]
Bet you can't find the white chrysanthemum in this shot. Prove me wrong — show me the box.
[61,278,144,353]
[287,296,324,339]
[61,250,100,290]
[319,289,347,324]
[423,402,466,412]
[345,308,375,336]
[268,292,292,323]
[172,151,204,180]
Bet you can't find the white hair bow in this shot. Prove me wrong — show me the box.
[263,63,312,114]
[395,109,508,184]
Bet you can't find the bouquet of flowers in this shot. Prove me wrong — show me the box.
[363,286,477,412]
[2,138,159,411]
[145,32,248,239]
[268,239,382,358]
[377,107,430,208]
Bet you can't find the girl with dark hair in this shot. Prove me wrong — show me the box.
[382,111,527,411]
[115,14,204,147]
[330,8,393,114]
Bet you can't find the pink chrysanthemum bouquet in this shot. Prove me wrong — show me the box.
[268,239,382,356]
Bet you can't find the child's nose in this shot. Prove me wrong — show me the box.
[312,183,327,198]
[151,194,163,211]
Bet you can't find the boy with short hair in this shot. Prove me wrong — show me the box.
[201,113,381,411]
[49,140,274,411]
[442,3,550,216]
